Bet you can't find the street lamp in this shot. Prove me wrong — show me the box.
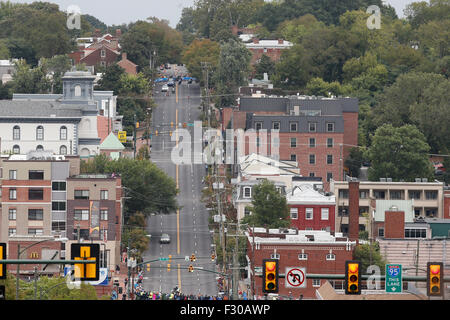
[14,236,68,300]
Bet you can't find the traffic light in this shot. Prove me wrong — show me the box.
[146,264,150,272]
[190,254,196,262]
[427,262,443,296]
[262,259,278,293]
[345,260,361,295]
[0,242,6,279]
[188,265,194,272]
[167,264,171,272]
[136,122,140,129]
[155,130,158,136]
[168,255,172,262]
[171,122,174,128]
[211,253,216,262]
[169,131,173,137]
[71,243,100,281]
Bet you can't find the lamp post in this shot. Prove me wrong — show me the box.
[15,237,68,300]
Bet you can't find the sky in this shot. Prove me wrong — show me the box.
[12,0,419,28]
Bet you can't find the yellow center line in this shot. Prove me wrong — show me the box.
[175,108,181,291]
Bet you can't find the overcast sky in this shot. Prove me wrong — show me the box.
[12,0,419,28]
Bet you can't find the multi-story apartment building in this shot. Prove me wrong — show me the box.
[0,71,122,157]
[222,95,359,191]
[330,179,445,236]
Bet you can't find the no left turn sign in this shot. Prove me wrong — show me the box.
[285,267,306,288]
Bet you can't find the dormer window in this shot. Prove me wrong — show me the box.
[74,85,82,97]
[243,187,252,198]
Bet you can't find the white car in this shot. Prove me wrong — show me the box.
[161,84,169,92]
[160,233,170,244]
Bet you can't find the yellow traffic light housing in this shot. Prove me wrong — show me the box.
[155,130,158,136]
[0,243,6,279]
[211,253,216,261]
[427,262,443,296]
[188,265,194,272]
[345,260,361,295]
[167,264,171,272]
[262,259,278,293]
[147,263,150,272]
[190,254,196,262]
[71,243,100,281]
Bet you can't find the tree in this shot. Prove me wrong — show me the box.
[345,147,364,178]
[253,54,275,80]
[181,38,220,83]
[214,38,251,108]
[11,59,51,93]
[41,54,72,94]
[353,243,387,274]
[367,124,434,182]
[242,180,290,228]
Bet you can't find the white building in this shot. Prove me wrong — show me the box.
[0,71,122,158]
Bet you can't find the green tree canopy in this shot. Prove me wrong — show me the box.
[242,180,290,228]
[367,124,434,182]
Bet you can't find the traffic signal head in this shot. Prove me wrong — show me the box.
[0,243,6,279]
[427,262,443,296]
[345,260,361,295]
[262,259,278,293]
[188,265,194,272]
[167,264,171,272]
[71,243,100,281]
[147,263,150,272]
[190,254,196,262]
[155,130,158,136]
[211,253,216,262]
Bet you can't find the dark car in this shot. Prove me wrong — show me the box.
[167,80,175,87]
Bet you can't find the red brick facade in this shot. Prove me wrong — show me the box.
[444,189,450,219]
[384,211,405,239]
[348,181,360,242]
[289,204,336,232]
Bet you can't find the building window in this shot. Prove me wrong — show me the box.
[9,208,17,220]
[326,253,336,261]
[359,190,369,199]
[290,154,296,161]
[270,253,280,260]
[326,122,335,132]
[298,253,308,260]
[52,181,66,191]
[74,209,89,221]
[272,122,280,130]
[290,208,298,219]
[306,208,313,220]
[13,125,20,140]
[9,188,17,200]
[101,49,106,57]
[378,227,384,237]
[28,189,44,200]
[290,138,297,148]
[290,122,298,132]
[390,190,404,200]
[309,154,315,165]
[321,208,329,220]
[309,138,316,148]
[425,208,437,218]
[74,190,89,200]
[28,228,43,236]
[9,170,17,180]
[28,209,44,221]
[327,138,334,148]
[374,190,386,199]
[101,209,109,221]
[312,279,321,287]
[425,191,438,200]
[36,145,44,152]
[52,201,66,211]
[308,122,316,132]
[243,187,251,198]
[36,126,44,140]
[59,145,67,155]
[327,172,333,182]
[60,126,67,140]
[13,145,20,154]
[52,221,66,233]
[309,172,315,177]
[409,191,421,200]
[100,190,109,200]
[74,85,82,97]
[405,228,427,238]
[8,228,16,237]
[29,170,44,180]
[327,154,333,165]
[339,189,349,199]
[255,122,263,130]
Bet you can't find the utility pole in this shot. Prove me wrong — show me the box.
[134,114,137,159]
[201,62,210,128]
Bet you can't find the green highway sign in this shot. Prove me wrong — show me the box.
[386,264,402,293]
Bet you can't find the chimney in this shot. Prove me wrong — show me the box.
[278,39,283,45]
[122,52,127,61]
[253,38,259,44]
[384,210,405,239]
[348,180,359,242]
[116,29,122,38]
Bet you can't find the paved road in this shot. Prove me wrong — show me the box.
[142,66,217,296]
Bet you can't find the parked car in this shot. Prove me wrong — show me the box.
[160,233,170,244]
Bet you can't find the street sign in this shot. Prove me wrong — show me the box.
[118,131,127,143]
[386,264,402,293]
[285,267,306,288]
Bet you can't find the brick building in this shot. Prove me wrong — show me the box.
[117,53,138,75]
[244,39,293,66]
[245,227,356,299]
[223,96,359,191]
